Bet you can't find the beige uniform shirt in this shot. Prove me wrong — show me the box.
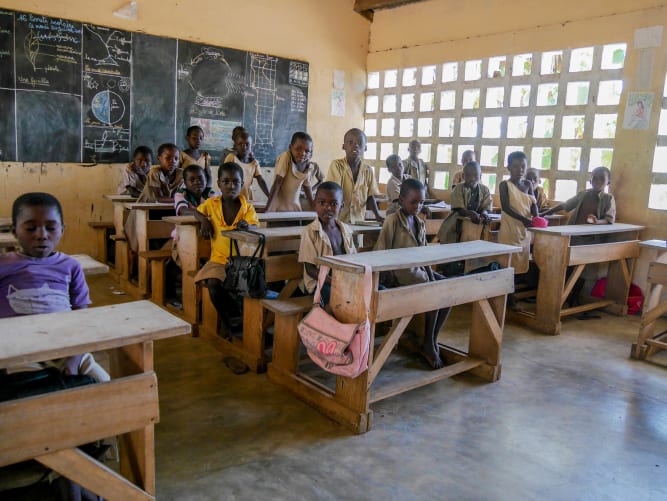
[325,158,381,223]
[271,151,319,212]
[403,157,428,185]
[224,153,261,200]
[298,218,356,293]
[139,166,183,202]
[386,175,402,202]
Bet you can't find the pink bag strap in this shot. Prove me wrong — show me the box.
[313,264,372,312]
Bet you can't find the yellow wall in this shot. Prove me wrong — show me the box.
[0,0,370,253]
[368,0,667,239]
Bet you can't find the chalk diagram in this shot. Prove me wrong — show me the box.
[84,25,130,67]
[91,90,125,125]
[288,62,309,87]
[249,53,277,157]
[83,128,129,155]
[23,28,79,71]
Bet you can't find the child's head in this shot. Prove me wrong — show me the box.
[408,140,422,159]
[386,154,404,179]
[132,145,153,171]
[231,126,246,143]
[289,132,313,167]
[157,143,179,173]
[234,131,252,159]
[12,192,64,258]
[342,128,366,161]
[525,168,541,186]
[398,178,426,216]
[218,162,244,199]
[314,181,344,224]
[461,149,476,166]
[183,165,206,198]
[463,161,481,189]
[590,166,611,192]
[507,151,527,181]
[185,125,204,150]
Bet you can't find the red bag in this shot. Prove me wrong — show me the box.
[590,277,644,315]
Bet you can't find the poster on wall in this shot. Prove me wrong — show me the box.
[622,92,654,130]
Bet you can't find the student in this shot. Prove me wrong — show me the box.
[117,145,152,197]
[0,192,108,382]
[325,128,383,224]
[298,181,356,307]
[194,162,259,333]
[438,161,491,243]
[385,154,406,203]
[179,125,213,189]
[526,168,549,210]
[403,140,430,189]
[221,126,251,161]
[450,149,476,188]
[374,179,450,369]
[265,132,320,212]
[542,167,615,225]
[498,151,537,276]
[223,131,270,201]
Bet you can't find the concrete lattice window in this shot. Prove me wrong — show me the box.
[365,43,626,198]
[649,74,667,210]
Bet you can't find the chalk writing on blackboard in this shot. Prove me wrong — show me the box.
[248,53,278,160]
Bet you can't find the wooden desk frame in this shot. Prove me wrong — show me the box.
[509,223,643,335]
[0,301,191,501]
[267,241,519,433]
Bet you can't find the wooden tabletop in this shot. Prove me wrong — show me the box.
[223,224,382,242]
[640,239,667,250]
[318,240,521,273]
[123,202,174,210]
[258,211,316,222]
[0,301,191,369]
[163,215,199,225]
[529,223,644,236]
[103,194,136,202]
[0,233,18,247]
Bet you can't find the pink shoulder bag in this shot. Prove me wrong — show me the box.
[297,264,372,378]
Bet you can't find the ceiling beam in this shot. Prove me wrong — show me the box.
[354,0,427,19]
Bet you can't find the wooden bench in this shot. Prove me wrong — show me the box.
[88,221,115,264]
[0,233,18,253]
[71,254,110,276]
[0,301,191,500]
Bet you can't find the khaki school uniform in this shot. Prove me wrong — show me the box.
[271,151,319,212]
[224,153,261,200]
[325,158,381,224]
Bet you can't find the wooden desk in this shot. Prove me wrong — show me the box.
[0,217,11,231]
[103,195,136,275]
[0,233,18,253]
[0,301,191,500]
[258,211,316,226]
[71,254,110,276]
[268,241,520,433]
[509,223,644,335]
[122,203,175,297]
[631,240,667,365]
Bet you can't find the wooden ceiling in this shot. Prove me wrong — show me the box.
[354,0,428,20]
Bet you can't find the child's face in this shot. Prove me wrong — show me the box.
[185,169,206,198]
[388,158,404,179]
[461,151,476,166]
[408,142,421,158]
[463,167,480,189]
[186,129,204,150]
[235,136,252,159]
[590,171,609,192]
[13,205,64,258]
[133,153,151,172]
[289,139,313,166]
[399,187,425,216]
[508,158,527,181]
[218,170,243,199]
[158,148,179,173]
[525,171,539,185]
[314,189,343,225]
[342,131,366,162]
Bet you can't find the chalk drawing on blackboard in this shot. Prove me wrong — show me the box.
[289,62,309,88]
[118,77,130,92]
[23,28,79,72]
[248,53,277,159]
[24,30,39,70]
[83,25,130,68]
[83,74,99,90]
[291,88,306,113]
[83,127,129,163]
[91,90,125,125]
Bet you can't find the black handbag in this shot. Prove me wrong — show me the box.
[223,230,267,298]
[0,367,96,402]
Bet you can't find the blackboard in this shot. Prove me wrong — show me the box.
[0,8,309,165]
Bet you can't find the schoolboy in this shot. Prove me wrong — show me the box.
[194,162,259,332]
[438,161,491,243]
[118,145,152,197]
[139,143,183,202]
[325,128,383,224]
[385,154,406,203]
[526,168,549,210]
[223,131,270,200]
[298,182,356,307]
[403,140,430,189]
[450,149,476,188]
[374,179,450,369]
[542,167,615,224]
[179,125,213,188]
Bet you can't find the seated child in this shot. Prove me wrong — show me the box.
[403,140,430,191]
[266,132,320,212]
[385,154,405,203]
[542,166,615,225]
[0,192,108,382]
[118,145,152,197]
[498,151,537,277]
[223,131,270,200]
[450,149,476,188]
[325,128,383,224]
[194,162,259,332]
[374,179,451,369]
[438,161,491,243]
[299,182,356,307]
[179,125,213,189]
[526,168,549,210]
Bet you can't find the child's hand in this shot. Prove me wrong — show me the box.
[480,212,490,224]
[199,219,213,239]
[469,212,481,224]
[420,205,432,217]
[586,214,598,224]
[236,220,250,230]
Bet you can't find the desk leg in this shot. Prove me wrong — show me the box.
[177,226,200,328]
[467,296,505,381]
[136,210,149,295]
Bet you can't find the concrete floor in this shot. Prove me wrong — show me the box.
[105,276,667,499]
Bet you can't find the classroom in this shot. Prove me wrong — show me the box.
[1,0,666,499]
